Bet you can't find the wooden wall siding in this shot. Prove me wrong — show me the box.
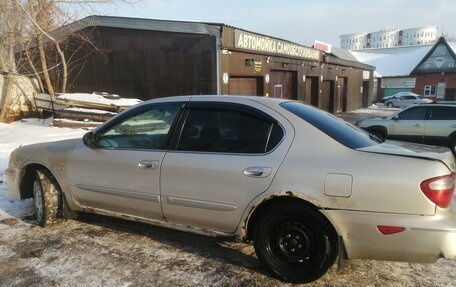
[67,27,218,100]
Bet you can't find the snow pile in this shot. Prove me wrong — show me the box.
[57,93,142,107]
[65,107,117,116]
[351,105,400,116]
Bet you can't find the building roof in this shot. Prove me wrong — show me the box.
[349,37,456,77]
[412,37,456,74]
[330,47,359,62]
[350,45,433,77]
[55,15,223,38]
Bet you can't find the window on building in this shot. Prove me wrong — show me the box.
[424,85,436,97]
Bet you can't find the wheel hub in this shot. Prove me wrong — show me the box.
[273,220,315,262]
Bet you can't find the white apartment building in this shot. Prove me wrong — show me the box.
[340,26,438,50]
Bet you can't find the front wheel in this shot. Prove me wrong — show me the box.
[253,203,338,283]
[33,170,61,227]
[370,130,385,142]
[386,102,394,108]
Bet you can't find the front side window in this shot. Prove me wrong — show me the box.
[177,107,283,154]
[96,103,182,149]
[398,106,428,120]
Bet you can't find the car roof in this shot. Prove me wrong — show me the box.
[405,103,456,108]
[141,95,291,105]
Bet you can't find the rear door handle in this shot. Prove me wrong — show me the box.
[138,160,159,170]
[243,167,272,178]
[414,124,422,127]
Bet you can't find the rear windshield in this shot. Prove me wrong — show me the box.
[280,101,379,149]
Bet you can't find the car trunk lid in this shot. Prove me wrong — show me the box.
[357,140,456,173]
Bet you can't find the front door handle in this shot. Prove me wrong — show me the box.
[138,160,159,170]
[243,167,272,178]
[450,124,456,128]
[414,124,422,127]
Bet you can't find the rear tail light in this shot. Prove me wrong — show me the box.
[420,174,455,208]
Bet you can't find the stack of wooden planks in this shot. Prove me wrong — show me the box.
[34,92,142,129]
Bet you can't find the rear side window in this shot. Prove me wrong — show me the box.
[398,106,428,120]
[430,107,456,120]
[177,107,283,154]
[280,101,378,149]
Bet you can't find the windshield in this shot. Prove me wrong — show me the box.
[280,101,380,149]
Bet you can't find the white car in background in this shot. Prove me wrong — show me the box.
[384,92,433,108]
[356,103,456,155]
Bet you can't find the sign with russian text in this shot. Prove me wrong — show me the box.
[381,78,416,88]
[234,30,320,61]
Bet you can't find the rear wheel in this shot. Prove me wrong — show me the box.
[253,203,338,283]
[33,170,61,227]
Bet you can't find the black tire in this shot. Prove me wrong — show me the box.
[369,130,385,142]
[32,170,61,227]
[253,202,338,283]
[386,102,394,108]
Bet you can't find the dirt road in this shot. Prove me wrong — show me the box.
[1,206,455,287]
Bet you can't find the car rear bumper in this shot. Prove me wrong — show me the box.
[322,209,456,263]
[3,166,21,200]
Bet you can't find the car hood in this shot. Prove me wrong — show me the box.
[11,138,82,167]
[357,140,456,172]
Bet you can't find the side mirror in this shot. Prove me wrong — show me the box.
[392,116,400,121]
[83,131,97,147]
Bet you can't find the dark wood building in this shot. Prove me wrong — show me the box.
[20,16,374,113]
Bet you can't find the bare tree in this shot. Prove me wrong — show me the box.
[0,0,140,121]
[0,1,22,121]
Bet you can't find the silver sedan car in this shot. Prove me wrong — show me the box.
[4,96,456,283]
[384,92,433,108]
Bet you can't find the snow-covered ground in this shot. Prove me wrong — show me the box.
[0,118,85,222]
[1,116,455,287]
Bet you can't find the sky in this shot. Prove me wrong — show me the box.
[77,0,456,48]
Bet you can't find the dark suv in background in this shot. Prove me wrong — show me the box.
[356,104,456,154]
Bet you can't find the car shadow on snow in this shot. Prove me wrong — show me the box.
[75,212,270,277]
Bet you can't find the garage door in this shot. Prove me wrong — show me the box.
[320,80,334,112]
[269,71,297,100]
[228,77,262,96]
